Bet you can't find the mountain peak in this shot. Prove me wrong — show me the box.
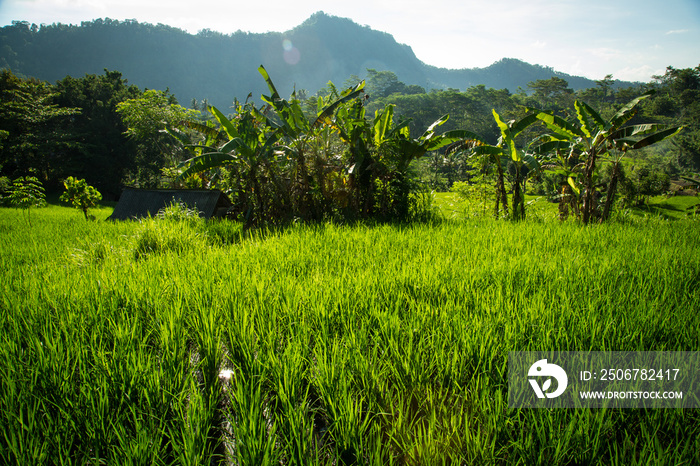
[0,15,604,108]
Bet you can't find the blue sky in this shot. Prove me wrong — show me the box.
[0,0,698,82]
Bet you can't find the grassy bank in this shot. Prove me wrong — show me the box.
[433,191,700,221]
[1,205,699,464]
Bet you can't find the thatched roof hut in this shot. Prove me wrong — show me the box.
[109,188,232,220]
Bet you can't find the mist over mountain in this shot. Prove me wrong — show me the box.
[0,12,620,109]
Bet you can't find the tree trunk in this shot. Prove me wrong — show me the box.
[581,152,598,225]
[511,169,524,221]
[559,185,569,221]
[494,167,509,218]
[600,162,620,223]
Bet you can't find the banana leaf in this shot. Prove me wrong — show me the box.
[258,65,281,103]
[609,124,678,141]
[509,113,539,138]
[493,110,518,162]
[529,139,573,155]
[312,81,365,128]
[177,152,236,180]
[575,100,607,136]
[182,120,225,144]
[609,89,654,129]
[209,106,239,140]
[373,105,394,146]
[420,114,449,140]
[522,153,541,174]
[630,126,684,150]
[533,112,585,140]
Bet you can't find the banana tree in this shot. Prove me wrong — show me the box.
[445,110,539,219]
[374,105,452,218]
[328,101,452,218]
[529,135,584,220]
[177,66,366,223]
[323,94,373,214]
[257,65,365,219]
[494,110,540,220]
[177,103,283,223]
[529,91,683,223]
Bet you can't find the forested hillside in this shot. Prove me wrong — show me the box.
[0,12,607,108]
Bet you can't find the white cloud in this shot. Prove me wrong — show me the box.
[666,29,689,35]
[614,64,666,82]
[587,48,623,61]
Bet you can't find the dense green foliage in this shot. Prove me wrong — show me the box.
[1,205,699,464]
[0,69,78,187]
[52,70,142,197]
[1,66,697,223]
[115,89,201,187]
[0,69,192,198]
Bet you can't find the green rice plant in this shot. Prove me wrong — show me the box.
[225,372,280,466]
[156,198,204,224]
[204,218,244,245]
[133,218,207,260]
[1,204,699,463]
[313,337,372,463]
[170,380,223,466]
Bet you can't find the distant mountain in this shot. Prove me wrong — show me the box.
[0,12,625,109]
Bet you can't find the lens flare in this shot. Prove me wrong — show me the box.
[282,39,300,65]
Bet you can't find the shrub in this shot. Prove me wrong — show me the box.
[0,176,10,205]
[60,176,102,220]
[8,176,46,225]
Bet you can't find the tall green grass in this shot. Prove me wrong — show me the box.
[1,205,699,464]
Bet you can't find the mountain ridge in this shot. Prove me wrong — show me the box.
[0,12,629,108]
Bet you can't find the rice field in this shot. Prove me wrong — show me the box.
[1,204,699,465]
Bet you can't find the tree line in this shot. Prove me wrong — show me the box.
[0,64,698,224]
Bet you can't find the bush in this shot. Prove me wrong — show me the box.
[450,181,471,201]
[620,166,671,206]
[8,176,46,225]
[0,176,10,205]
[60,176,102,220]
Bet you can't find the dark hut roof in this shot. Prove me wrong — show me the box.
[109,188,232,220]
